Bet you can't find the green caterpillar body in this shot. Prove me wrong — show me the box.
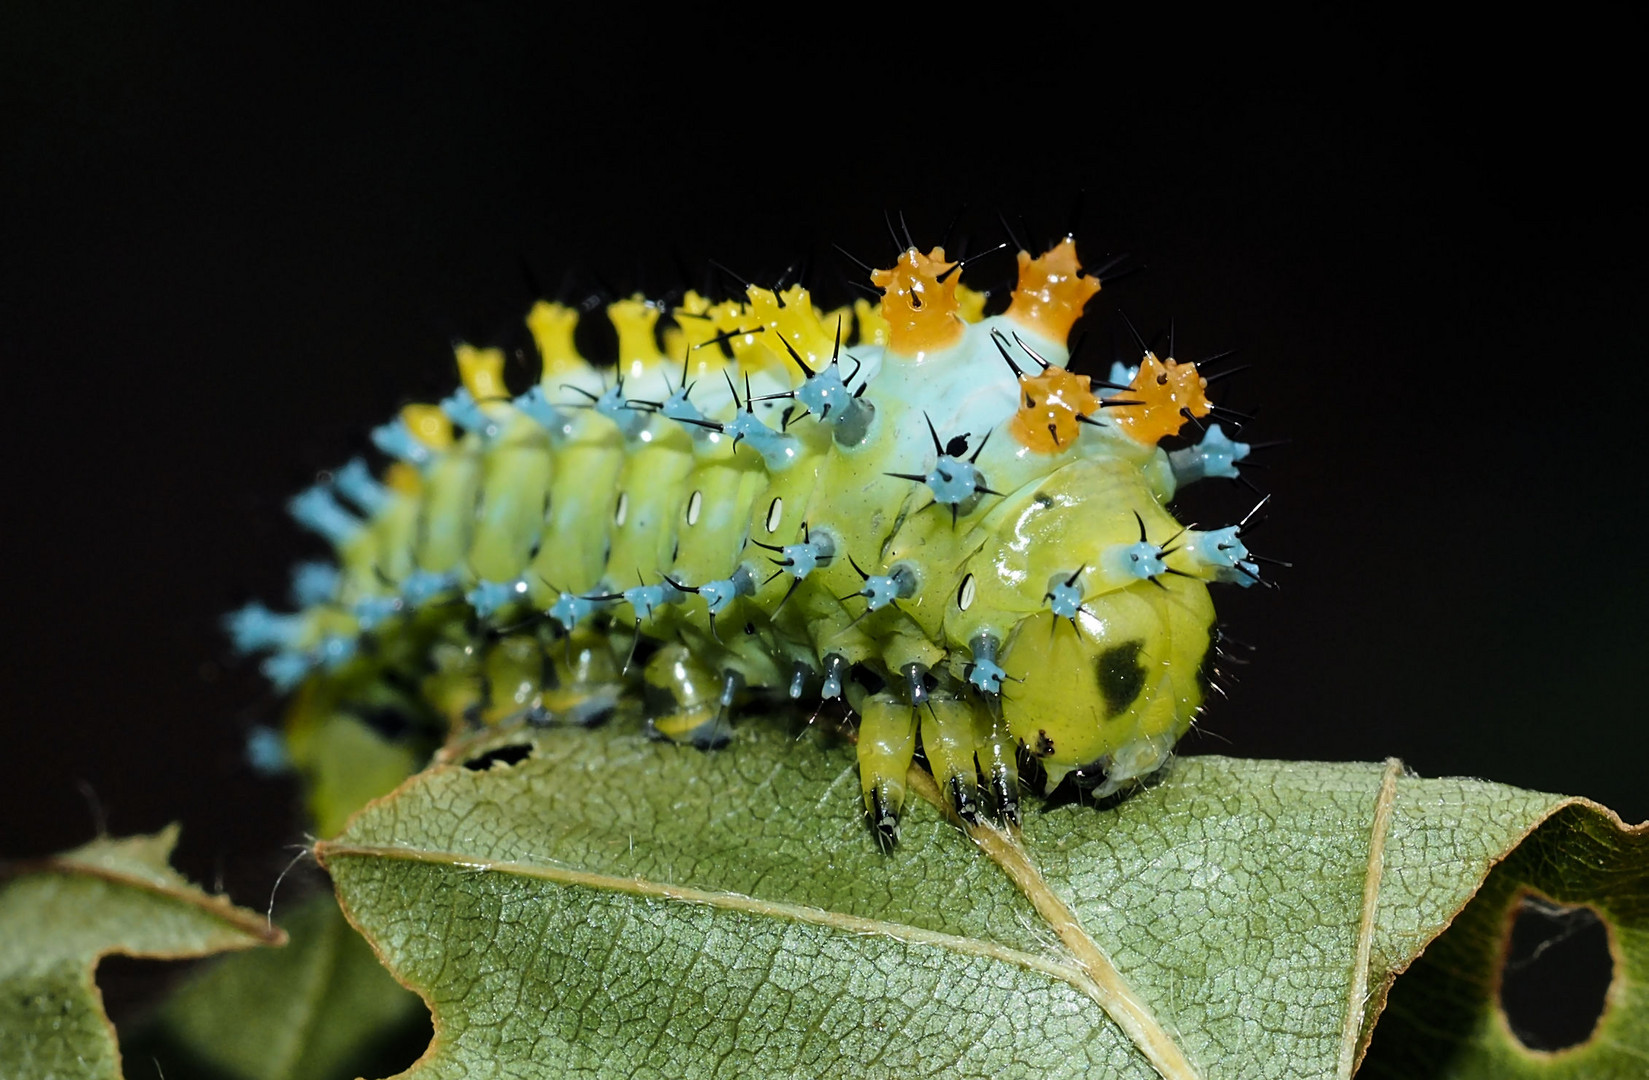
[230,237,1266,846]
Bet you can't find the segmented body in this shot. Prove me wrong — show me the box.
[230,237,1264,847]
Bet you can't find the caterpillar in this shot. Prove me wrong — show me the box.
[228,229,1269,848]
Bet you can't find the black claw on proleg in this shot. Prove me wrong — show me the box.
[949,773,982,826]
[990,767,1020,828]
[870,784,900,852]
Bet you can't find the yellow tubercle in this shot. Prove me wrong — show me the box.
[661,291,707,356]
[1111,352,1213,444]
[1004,238,1101,344]
[455,344,508,404]
[382,462,423,495]
[399,403,453,452]
[853,297,889,346]
[739,284,836,381]
[663,291,737,385]
[526,301,586,381]
[608,296,666,383]
[869,246,965,356]
[818,304,854,345]
[955,283,988,325]
[1008,367,1101,453]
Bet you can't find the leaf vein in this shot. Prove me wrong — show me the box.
[315,841,1097,992]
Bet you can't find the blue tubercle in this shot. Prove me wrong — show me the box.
[698,578,740,615]
[262,650,315,692]
[820,654,848,700]
[659,386,708,428]
[777,532,833,579]
[317,635,357,669]
[467,578,531,618]
[925,457,984,505]
[725,409,801,468]
[401,570,459,605]
[1046,576,1085,619]
[514,385,568,434]
[854,563,915,611]
[371,416,432,466]
[1101,361,1139,397]
[1185,526,1261,587]
[698,564,757,616]
[226,602,304,654]
[289,562,339,607]
[1169,424,1251,485]
[898,418,991,507]
[967,632,1006,695]
[794,362,856,422]
[968,657,1006,695]
[333,458,392,515]
[623,580,686,622]
[1102,542,1167,582]
[353,594,404,630]
[859,575,902,610]
[549,590,604,632]
[289,485,363,547]
[788,665,809,699]
[441,387,498,439]
[244,725,292,776]
[774,332,873,446]
[593,383,649,439]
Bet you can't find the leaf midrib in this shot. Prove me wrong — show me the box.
[316,839,1092,989]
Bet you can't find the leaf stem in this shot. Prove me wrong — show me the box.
[907,766,1203,1080]
[1339,757,1402,1077]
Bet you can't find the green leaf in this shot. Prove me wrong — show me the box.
[0,826,283,1080]
[135,891,427,1080]
[315,722,1646,1078]
[1362,800,1648,1077]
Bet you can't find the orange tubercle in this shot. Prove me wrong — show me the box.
[1004,237,1102,344]
[869,246,965,356]
[1008,367,1101,453]
[1110,352,1213,444]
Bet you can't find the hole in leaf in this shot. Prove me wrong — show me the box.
[1499,894,1614,1051]
[462,743,532,771]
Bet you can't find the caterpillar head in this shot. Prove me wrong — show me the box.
[944,454,1217,796]
[997,574,1214,795]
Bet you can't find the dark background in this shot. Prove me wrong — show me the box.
[3,8,1644,918]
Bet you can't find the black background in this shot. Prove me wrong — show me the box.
[3,9,1644,920]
